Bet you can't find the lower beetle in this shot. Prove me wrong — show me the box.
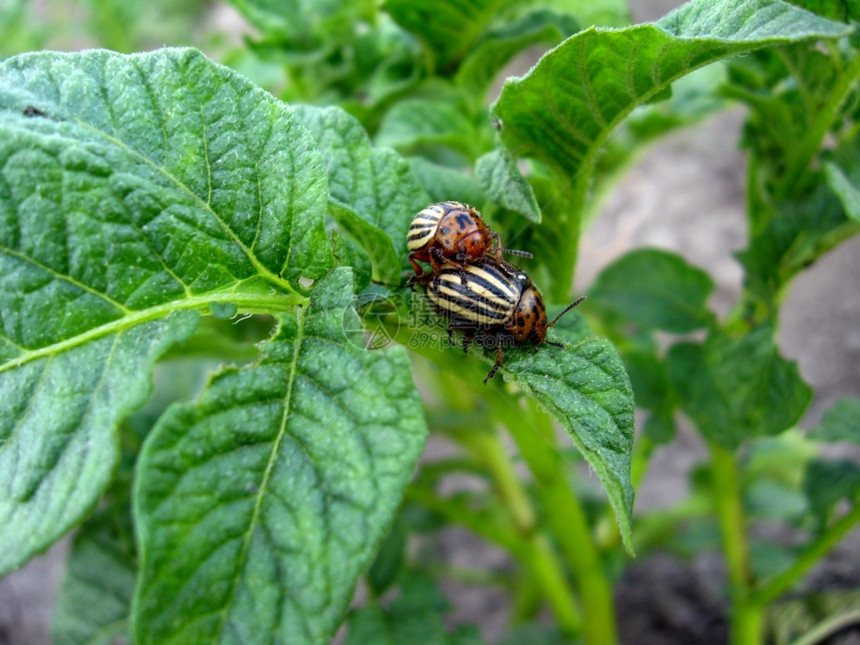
[425,259,585,383]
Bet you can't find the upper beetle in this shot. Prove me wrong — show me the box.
[407,201,530,281]
[426,259,585,383]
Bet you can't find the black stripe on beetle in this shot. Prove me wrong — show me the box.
[423,258,586,383]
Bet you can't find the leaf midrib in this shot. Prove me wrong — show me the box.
[0,290,307,375]
[64,104,297,296]
[497,17,849,177]
[213,305,306,640]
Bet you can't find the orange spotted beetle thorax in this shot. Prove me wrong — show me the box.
[510,285,549,343]
[436,209,492,259]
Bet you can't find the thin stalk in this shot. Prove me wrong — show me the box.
[753,500,860,605]
[455,427,583,634]
[456,428,536,534]
[405,486,582,634]
[710,443,763,645]
[403,486,523,555]
[547,180,588,303]
[524,533,583,635]
[789,610,860,645]
[778,48,860,199]
[490,391,619,645]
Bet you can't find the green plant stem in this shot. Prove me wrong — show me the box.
[753,500,860,605]
[710,442,762,645]
[524,533,583,635]
[455,427,583,634]
[403,486,522,554]
[547,181,587,303]
[404,475,583,634]
[789,609,860,645]
[779,48,860,198]
[491,391,619,645]
[456,429,536,534]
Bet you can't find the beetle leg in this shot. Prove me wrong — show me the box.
[447,252,472,285]
[409,253,426,278]
[491,231,503,263]
[483,342,505,384]
[429,247,447,275]
[446,325,456,346]
[461,331,474,353]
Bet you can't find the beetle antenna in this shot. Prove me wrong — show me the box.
[502,248,533,259]
[547,296,586,328]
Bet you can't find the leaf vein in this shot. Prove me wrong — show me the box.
[0,243,131,315]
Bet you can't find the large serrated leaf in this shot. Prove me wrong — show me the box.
[0,48,332,574]
[133,268,428,645]
[295,105,429,281]
[491,0,848,178]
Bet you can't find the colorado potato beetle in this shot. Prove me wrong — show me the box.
[407,201,531,280]
[426,259,585,383]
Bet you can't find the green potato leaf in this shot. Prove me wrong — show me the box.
[346,571,482,645]
[808,397,860,444]
[133,268,428,645]
[588,248,715,333]
[476,148,542,223]
[485,309,635,551]
[0,47,332,573]
[736,184,859,306]
[501,337,635,550]
[295,105,429,282]
[383,0,507,71]
[51,488,136,645]
[803,459,860,523]
[375,98,478,157]
[666,325,812,448]
[407,157,486,206]
[455,9,579,95]
[491,0,849,179]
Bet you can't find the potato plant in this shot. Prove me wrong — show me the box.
[1,1,859,644]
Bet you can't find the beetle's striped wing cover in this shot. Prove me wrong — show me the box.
[406,202,446,252]
[428,261,526,325]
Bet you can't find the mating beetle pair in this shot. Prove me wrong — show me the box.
[408,201,584,383]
